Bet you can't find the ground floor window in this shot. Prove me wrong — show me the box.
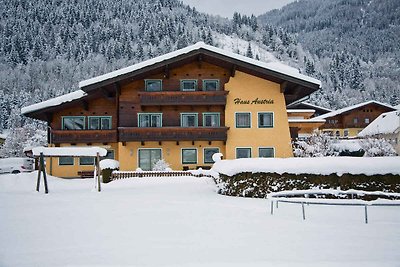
[236,148,251,159]
[259,147,274,158]
[59,157,74,165]
[101,150,115,160]
[79,157,95,166]
[138,149,161,171]
[182,148,197,164]
[204,148,219,163]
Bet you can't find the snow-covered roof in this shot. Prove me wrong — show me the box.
[32,146,107,157]
[21,90,87,115]
[212,157,400,177]
[79,42,321,89]
[358,110,400,137]
[395,104,400,110]
[287,101,332,112]
[288,118,326,123]
[314,100,395,120]
[332,140,363,152]
[287,109,316,113]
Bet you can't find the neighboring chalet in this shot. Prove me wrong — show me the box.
[22,42,321,177]
[314,100,396,138]
[358,110,400,154]
[287,109,325,140]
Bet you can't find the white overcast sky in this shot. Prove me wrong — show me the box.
[181,0,296,18]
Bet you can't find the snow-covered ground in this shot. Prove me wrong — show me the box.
[1,172,399,267]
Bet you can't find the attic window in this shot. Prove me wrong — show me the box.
[145,80,162,92]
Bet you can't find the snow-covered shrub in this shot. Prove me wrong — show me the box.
[360,137,397,157]
[135,167,143,172]
[293,131,338,157]
[152,159,170,171]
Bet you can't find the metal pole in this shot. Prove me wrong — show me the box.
[364,205,368,224]
[276,200,279,209]
[270,200,274,215]
[40,153,49,194]
[302,202,306,220]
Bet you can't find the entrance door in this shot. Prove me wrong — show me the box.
[138,149,162,171]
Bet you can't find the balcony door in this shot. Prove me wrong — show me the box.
[138,149,162,171]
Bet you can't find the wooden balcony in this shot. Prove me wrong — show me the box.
[138,91,228,106]
[51,130,118,144]
[119,127,229,142]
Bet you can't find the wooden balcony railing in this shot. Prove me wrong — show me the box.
[51,130,118,144]
[138,91,228,106]
[119,127,229,142]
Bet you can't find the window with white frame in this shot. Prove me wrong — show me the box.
[182,148,197,164]
[59,157,74,166]
[88,116,111,130]
[204,148,219,163]
[258,112,273,128]
[236,148,251,159]
[79,157,95,166]
[145,80,162,91]
[62,116,85,130]
[235,112,251,128]
[180,80,197,91]
[203,80,219,91]
[138,113,162,127]
[365,118,370,124]
[203,113,220,127]
[181,113,198,127]
[259,147,274,158]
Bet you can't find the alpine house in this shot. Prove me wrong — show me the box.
[22,42,321,177]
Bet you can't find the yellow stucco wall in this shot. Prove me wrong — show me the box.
[322,128,363,137]
[224,71,293,158]
[118,141,225,171]
[46,143,119,178]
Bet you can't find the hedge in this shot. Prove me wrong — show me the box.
[215,172,400,200]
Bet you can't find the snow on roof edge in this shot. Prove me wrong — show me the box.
[32,146,107,157]
[21,90,87,115]
[79,42,321,89]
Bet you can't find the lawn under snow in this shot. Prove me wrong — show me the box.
[1,172,400,267]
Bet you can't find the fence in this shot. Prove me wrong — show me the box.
[110,170,213,180]
[269,197,400,224]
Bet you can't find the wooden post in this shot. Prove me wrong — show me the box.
[364,205,368,224]
[36,156,41,192]
[270,200,274,215]
[36,153,49,194]
[96,152,101,192]
[302,202,306,220]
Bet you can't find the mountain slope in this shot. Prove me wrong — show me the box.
[259,0,400,108]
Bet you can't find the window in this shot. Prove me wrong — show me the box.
[353,117,358,124]
[258,112,273,128]
[204,148,220,164]
[335,130,340,137]
[259,147,274,158]
[62,116,85,130]
[365,118,370,124]
[181,113,198,127]
[138,149,161,171]
[203,113,220,127]
[138,113,162,127]
[344,129,349,137]
[235,112,251,128]
[88,116,111,130]
[203,80,219,91]
[145,80,162,91]
[180,80,197,91]
[102,150,115,160]
[236,148,251,159]
[79,157,95,166]
[182,148,197,164]
[59,157,74,166]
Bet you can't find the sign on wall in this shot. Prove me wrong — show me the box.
[234,98,274,105]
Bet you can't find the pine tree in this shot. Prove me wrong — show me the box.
[246,43,253,58]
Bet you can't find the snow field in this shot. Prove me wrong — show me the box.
[0,172,399,267]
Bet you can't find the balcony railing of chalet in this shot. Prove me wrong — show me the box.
[138,91,228,106]
[51,130,118,144]
[119,127,229,142]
